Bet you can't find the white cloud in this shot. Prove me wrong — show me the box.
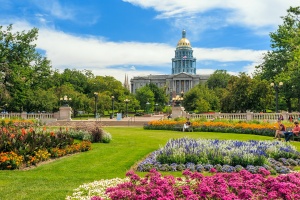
[32,0,75,20]
[123,0,298,29]
[37,28,173,68]
[242,62,261,77]
[130,66,136,70]
[194,48,266,62]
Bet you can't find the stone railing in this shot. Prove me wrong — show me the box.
[0,112,58,120]
[189,112,300,122]
[0,109,66,122]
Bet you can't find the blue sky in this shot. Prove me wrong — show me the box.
[0,0,298,83]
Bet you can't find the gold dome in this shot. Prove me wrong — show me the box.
[177,30,191,47]
[177,38,191,47]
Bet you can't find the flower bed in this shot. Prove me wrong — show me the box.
[0,125,93,170]
[144,119,293,137]
[67,169,300,200]
[137,138,300,174]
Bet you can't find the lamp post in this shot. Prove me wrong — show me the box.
[60,95,72,107]
[94,92,98,118]
[124,99,130,117]
[146,101,150,114]
[155,103,158,114]
[3,103,7,113]
[172,95,183,107]
[270,82,283,113]
[111,96,115,119]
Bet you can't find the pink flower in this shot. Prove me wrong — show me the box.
[209,167,217,173]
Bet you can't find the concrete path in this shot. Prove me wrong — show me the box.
[46,115,166,127]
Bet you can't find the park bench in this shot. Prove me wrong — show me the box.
[291,134,300,141]
[280,128,300,141]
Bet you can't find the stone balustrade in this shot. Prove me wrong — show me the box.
[189,112,300,122]
[1,109,299,123]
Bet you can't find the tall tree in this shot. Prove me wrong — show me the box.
[147,83,168,109]
[221,73,252,113]
[206,70,231,90]
[135,86,154,112]
[0,24,53,111]
[255,6,300,111]
[183,84,220,113]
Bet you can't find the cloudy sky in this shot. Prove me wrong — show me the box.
[0,0,298,83]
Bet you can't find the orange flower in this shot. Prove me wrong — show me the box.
[0,155,8,163]
[43,126,46,131]
[2,127,7,133]
[10,134,15,139]
[50,132,55,137]
[21,128,27,136]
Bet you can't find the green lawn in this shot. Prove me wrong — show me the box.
[0,127,299,200]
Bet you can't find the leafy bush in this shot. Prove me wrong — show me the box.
[68,129,91,141]
[69,126,112,143]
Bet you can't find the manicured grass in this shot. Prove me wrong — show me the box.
[0,127,299,200]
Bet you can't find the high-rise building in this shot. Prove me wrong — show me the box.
[130,30,210,99]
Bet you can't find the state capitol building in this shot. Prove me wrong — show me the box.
[130,30,210,99]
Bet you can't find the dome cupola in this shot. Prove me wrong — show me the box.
[177,30,191,47]
[172,30,196,75]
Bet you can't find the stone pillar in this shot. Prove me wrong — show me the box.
[59,106,72,121]
[246,111,253,121]
[21,112,27,119]
[171,106,183,118]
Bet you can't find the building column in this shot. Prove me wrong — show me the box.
[173,80,175,95]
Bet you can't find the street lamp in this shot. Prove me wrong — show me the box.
[270,82,283,113]
[155,103,158,114]
[172,95,183,107]
[60,95,72,107]
[146,101,150,114]
[111,96,115,119]
[94,92,98,118]
[3,103,7,113]
[124,99,130,117]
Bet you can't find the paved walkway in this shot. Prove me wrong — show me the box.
[88,115,165,122]
[46,115,166,127]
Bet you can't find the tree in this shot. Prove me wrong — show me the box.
[135,86,154,112]
[249,79,273,112]
[221,73,252,113]
[147,83,168,111]
[60,69,89,93]
[0,24,53,111]
[206,70,231,90]
[183,84,220,113]
[255,6,300,111]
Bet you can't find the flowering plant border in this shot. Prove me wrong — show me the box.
[144,119,293,137]
[67,169,300,200]
[137,138,300,174]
